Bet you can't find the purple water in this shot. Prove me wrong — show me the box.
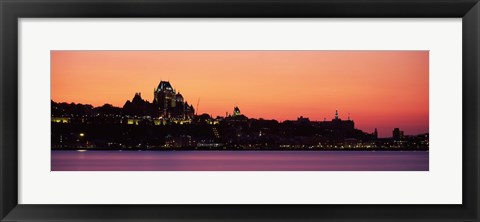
[51,150,428,171]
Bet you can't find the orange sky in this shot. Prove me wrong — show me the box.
[51,50,429,137]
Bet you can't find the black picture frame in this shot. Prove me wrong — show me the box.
[1,0,479,221]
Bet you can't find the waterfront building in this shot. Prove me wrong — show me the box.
[153,81,194,119]
[393,128,404,140]
[51,117,70,123]
[317,110,354,131]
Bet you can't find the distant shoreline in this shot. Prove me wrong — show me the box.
[52,148,428,152]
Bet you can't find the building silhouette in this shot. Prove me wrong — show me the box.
[233,106,241,116]
[123,92,155,117]
[393,128,404,139]
[153,81,194,119]
[317,110,354,131]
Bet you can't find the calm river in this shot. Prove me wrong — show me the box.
[51,150,428,171]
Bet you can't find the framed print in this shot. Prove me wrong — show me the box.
[1,0,479,221]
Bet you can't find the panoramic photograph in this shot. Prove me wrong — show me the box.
[51,50,429,171]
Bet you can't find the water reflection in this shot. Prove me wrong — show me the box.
[51,150,429,171]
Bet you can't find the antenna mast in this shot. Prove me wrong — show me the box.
[196,98,200,116]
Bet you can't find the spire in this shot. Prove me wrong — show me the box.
[335,109,339,120]
[348,113,350,120]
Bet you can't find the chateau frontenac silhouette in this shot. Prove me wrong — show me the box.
[154,81,195,119]
[122,81,195,119]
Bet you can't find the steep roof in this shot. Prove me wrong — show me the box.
[132,93,144,104]
[157,81,173,91]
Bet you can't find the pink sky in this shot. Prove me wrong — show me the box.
[51,50,429,137]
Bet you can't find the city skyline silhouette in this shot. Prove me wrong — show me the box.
[51,50,429,137]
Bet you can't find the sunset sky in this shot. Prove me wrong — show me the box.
[51,51,429,138]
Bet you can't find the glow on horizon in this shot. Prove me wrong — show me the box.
[51,50,429,137]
